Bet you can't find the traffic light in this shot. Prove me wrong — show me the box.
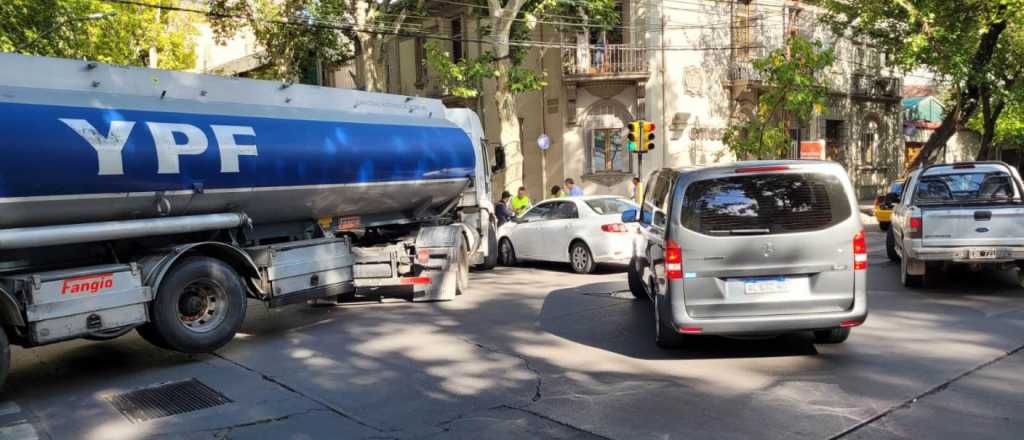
[642,121,656,152]
[626,121,641,152]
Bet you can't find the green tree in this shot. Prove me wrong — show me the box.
[820,0,1024,168]
[0,0,197,70]
[722,36,835,160]
[424,0,618,191]
[208,0,423,90]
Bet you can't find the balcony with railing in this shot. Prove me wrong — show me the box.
[561,44,649,82]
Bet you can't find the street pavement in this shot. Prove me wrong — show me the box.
[1,227,1022,440]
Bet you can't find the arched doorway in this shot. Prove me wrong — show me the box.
[582,99,634,176]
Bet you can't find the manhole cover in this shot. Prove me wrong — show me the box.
[106,378,232,423]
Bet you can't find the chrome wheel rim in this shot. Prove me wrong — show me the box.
[177,278,228,333]
[572,246,589,272]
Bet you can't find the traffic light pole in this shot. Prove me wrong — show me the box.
[637,152,643,180]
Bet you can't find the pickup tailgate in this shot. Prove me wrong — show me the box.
[922,206,1024,247]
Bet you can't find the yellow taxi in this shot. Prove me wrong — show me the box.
[874,180,905,230]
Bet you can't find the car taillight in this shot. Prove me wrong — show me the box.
[909,216,923,239]
[601,223,628,233]
[853,230,867,271]
[665,240,682,279]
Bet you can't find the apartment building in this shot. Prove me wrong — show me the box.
[200,0,905,201]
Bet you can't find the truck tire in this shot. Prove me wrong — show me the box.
[901,256,923,288]
[628,259,647,300]
[137,257,247,353]
[886,228,900,261]
[0,329,9,388]
[478,227,498,270]
[813,327,850,344]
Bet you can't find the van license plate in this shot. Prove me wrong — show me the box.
[744,277,788,294]
[969,249,997,259]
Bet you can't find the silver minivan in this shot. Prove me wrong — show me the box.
[623,161,868,348]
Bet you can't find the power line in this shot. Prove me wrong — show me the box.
[100,0,772,52]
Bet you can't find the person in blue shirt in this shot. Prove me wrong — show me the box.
[495,190,515,226]
[564,178,584,197]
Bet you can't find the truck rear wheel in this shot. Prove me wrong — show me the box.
[0,329,10,388]
[901,256,923,288]
[886,228,900,261]
[138,257,247,353]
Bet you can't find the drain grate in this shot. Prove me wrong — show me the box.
[106,378,232,423]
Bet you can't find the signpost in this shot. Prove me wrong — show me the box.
[538,134,550,196]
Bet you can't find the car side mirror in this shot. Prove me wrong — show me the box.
[492,145,506,174]
[621,208,638,223]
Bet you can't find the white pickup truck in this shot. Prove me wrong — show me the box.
[887,162,1024,287]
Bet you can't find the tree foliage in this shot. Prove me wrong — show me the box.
[723,36,835,160]
[208,0,423,88]
[0,0,197,70]
[820,0,1024,166]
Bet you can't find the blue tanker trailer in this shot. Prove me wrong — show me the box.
[0,54,501,384]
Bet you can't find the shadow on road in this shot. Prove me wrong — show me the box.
[539,282,819,361]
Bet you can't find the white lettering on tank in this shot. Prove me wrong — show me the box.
[211,125,258,173]
[59,119,135,176]
[147,122,209,174]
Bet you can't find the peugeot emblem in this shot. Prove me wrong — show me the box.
[761,242,775,257]
[976,227,989,233]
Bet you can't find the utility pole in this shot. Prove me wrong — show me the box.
[785,1,803,159]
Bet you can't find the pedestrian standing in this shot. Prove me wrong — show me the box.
[630,177,643,205]
[511,186,532,216]
[495,190,514,226]
[550,185,567,199]
[564,178,584,197]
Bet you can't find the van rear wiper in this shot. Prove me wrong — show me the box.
[709,228,771,236]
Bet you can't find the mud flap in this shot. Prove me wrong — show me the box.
[413,225,468,302]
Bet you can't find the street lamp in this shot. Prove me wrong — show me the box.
[14,12,118,52]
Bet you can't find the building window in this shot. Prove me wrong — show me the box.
[592,129,628,173]
[414,37,426,88]
[451,18,463,63]
[861,118,879,165]
[734,0,754,60]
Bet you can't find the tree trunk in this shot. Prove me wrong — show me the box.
[494,56,524,192]
[353,32,386,92]
[976,96,1006,160]
[908,11,1008,168]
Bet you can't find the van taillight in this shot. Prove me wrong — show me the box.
[735,165,790,173]
[909,216,923,239]
[665,240,683,279]
[853,230,867,271]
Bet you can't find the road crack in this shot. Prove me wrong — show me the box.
[828,342,1024,439]
[145,408,328,439]
[209,352,386,433]
[460,337,542,404]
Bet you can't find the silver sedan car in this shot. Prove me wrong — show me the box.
[497,196,638,273]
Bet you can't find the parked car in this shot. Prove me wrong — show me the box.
[873,179,905,231]
[497,196,637,273]
[887,161,1024,287]
[623,161,868,348]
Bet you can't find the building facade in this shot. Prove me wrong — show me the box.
[200,1,905,202]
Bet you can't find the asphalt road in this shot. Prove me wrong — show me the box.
[1,228,1022,440]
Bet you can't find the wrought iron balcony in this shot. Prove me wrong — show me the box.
[561,44,649,80]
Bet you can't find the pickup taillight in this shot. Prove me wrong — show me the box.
[908,216,923,239]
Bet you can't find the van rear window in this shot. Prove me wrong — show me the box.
[681,173,852,235]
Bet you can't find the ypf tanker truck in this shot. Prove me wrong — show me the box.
[0,54,502,385]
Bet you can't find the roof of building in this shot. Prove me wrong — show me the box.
[903,84,936,97]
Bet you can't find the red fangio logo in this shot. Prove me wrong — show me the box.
[61,273,114,295]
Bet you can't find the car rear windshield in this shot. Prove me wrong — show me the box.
[585,198,635,215]
[914,172,1016,205]
[680,172,852,236]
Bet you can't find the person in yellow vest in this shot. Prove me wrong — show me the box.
[631,177,643,205]
[511,186,532,216]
